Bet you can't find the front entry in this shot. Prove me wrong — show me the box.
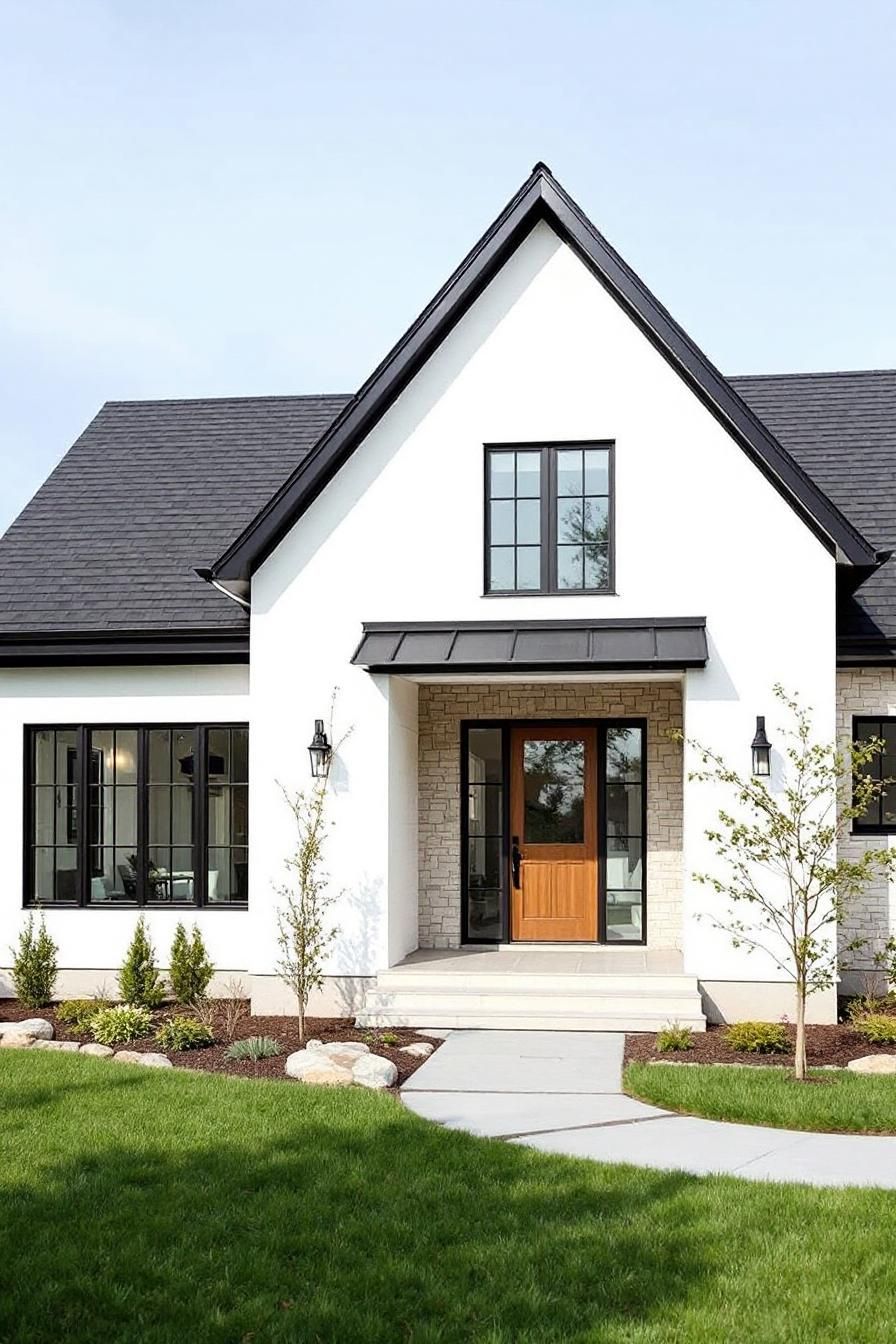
[510,724,598,941]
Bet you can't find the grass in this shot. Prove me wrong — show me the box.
[3,1057,896,1343]
[626,1061,896,1135]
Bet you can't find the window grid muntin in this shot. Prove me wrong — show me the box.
[24,723,248,908]
[485,442,614,595]
[853,716,896,833]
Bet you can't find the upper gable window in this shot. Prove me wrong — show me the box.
[485,443,614,594]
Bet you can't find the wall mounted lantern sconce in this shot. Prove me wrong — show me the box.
[751,715,771,777]
[308,719,332,779]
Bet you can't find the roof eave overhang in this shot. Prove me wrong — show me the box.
[0,628,249,667]
[211,163,878,589]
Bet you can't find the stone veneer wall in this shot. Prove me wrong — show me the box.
[417,682,683,949]
[837,668,896,987]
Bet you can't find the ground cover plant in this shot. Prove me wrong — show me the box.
[4,1052,896,1343]
[626,1061,896,1135]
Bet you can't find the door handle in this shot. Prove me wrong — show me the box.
[511,836,522,889]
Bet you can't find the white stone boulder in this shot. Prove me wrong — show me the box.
[0,1018,53,1040]
[0,1033,36,1049]
[285,1048,356,1086]
[79,1043,115,1058]
[113,1051,172,1068]
[352,1053,398,1090]
[31,1039,80,1052]
[847,1054,896,1074]
[400,1042,434,1059]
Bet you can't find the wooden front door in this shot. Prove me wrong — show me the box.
[510,724,598,941]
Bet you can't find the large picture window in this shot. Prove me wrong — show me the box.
[25,724,248,907]
[485,442,614,595]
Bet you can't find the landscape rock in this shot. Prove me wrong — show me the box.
[30,1039,80,1052]
[400,1042,434,1059]
[847,1054,896,1075]
[352,1053,398,1090]
[285,1049,356,1085]
[0,1033,36,1049]
[0,1018,53,1040]
[299,1064,354,1086]
[80,1043,115,1058]
[113,1050,173,1068]
[308,1040,369,1059]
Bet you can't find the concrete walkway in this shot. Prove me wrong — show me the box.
[402,1029,896,1188]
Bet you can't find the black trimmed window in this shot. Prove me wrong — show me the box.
[25,724,248,907]
[485,442,614,594]
[853,716,896,833]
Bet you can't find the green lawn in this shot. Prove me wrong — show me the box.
[626,1061,896,1134]
[3,1056,896,1344]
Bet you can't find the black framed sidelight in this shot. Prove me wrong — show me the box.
[460,718,647,945]
[24,723,248,908]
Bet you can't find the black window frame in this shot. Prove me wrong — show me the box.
[459,716,646,946]
[23,722,249,909]
[852,715,896,835]
[483,441,615,597]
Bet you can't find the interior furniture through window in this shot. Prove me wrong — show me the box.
[485,442,614,594]
[25,723,248,907]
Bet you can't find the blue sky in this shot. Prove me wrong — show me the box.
[1,0,894,532]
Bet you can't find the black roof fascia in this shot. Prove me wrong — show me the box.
[351,616,707,674]
[836,637,896,667]
[211,164,877,585]
[0,629,249,667]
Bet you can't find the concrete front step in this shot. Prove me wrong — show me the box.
[357,1008,705,1031]
[356,973,706,1033]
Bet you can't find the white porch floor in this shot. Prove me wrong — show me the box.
[356,945,705,1032]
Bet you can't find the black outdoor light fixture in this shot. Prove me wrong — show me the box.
[308,719,332,779]
[751,715,772,777]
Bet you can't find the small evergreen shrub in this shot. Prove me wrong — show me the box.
[169,923,214,1005]
[91,1004,153,1046]
[119,917,165,1008]
[155,1016,214,1051]
[10,915,58,1008]
[56,997,109,1033]
[656,1023,694,1052]
[724,1021,788,1054]
[224,1036,282,1062]
[851,1012,896,1045]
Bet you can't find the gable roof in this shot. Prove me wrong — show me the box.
[729,369,896,654]
[0,394,350,651]
[209,162,880,590]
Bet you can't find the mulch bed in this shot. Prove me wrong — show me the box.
[624,1018,896,1069]
[0,1000,441,1087]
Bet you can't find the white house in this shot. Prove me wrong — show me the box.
[1,163,894,1030]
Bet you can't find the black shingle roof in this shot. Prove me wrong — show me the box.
[730,370,896,642]
[0,369,894,650]
[0,394,350,635]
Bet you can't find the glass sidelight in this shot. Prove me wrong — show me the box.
[463,726,506,941]
[602,724,646,942]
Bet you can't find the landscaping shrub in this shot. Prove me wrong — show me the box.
[725,1021,788,1054]
[10,915,58,1009]
[851,1012,896,1045]
[56,998,109,1033]
[91,1005,153,1046]
[118,917,165,1008]
[169,923,214,1005]
[224,1036,282,1062]
[656,1023,694,1052]
[155,1016,214,1052]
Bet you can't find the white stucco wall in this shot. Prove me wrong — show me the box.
[0,663,250,995]
[249,219,837,1004]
